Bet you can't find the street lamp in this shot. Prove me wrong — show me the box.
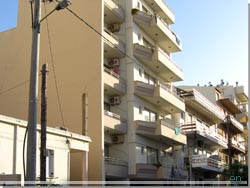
[26,0,71,182]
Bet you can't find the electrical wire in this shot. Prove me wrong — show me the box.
[44,3,65,127]
[66,7,138,64]
[0,79,30,96]
[65,7,173,87]
[23,126,28,181]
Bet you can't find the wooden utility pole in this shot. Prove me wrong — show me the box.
[40,64,48,181]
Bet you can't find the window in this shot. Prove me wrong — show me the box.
[181,112,185,119]
[143,108,157,122]
[187,114,193,123]
[139,68,142,77]
[136,1,141,9]
[139,105,143,114]
[141,147,145,154]
[142,37,153,48]
[144,73,156,86]
[147,147,158,164]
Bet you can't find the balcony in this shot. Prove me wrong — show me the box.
[104,68,126,95]
[132,10,182,53]
[144,0,175,24]
[218,98,242,115]
[133,44,184,82]
[103,28,126,58]
[180,89,225,124]
[105,157,128,179]
[135,163,159,179]
[104,0,125,24]
[231,139,246,154]
[135,119,186,145]
[235,86,248,103]
[104,110,126,134]
[181,120,228,149]
[192,154,227,173]
[236,104,248,123]
[222,115,244,134]
[157,166,188,180]
[134,81,185,114]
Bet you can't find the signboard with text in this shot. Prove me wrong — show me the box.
[192,154,207,167]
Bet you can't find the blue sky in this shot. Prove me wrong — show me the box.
[0,0,248,92]
[166,0,248,92]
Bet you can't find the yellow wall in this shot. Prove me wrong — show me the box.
[0,0,104,180]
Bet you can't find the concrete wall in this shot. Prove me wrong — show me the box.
[0,115,90,183]
[0,0,103,180]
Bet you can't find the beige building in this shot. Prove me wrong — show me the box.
[0,114,90,183]
[178,84,248,181]
[0,0,186,181]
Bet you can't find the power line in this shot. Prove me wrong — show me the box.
[65,7,174,87]
[44,2,65,127]
[66,7,138,64]
[0,78,36,96]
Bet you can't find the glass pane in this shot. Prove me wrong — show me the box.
[143,109,150,121]
[151,112,156,122]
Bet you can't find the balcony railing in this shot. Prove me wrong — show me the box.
[192,154,227,172]
[103,28,126,57]
[104,110,120,120]
[229,115,244,132]
[157,47,183,72]
[105,156,128,166]
[193,90,225,120]
[232,139,246,151]
[104,67,119,79]
[132,10,181,52]
[104,0,125,24]
[181,120,228,147]
[144,0,175,24]
[159,83,184,102]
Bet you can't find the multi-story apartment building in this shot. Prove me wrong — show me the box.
[0,0,186,181]
[178,84,248,181]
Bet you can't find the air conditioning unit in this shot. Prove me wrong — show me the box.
[109,96,121,105]
[112,135,124,144]
[109,58,120,67]
[108,24,120,32]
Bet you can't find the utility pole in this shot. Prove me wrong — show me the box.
[26,0,42,182]
[40,64,48,182]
